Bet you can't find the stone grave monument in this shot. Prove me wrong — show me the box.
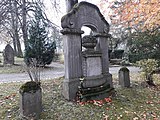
[3,44,14,65]
[61,2,113,101]
[118,67,130,88]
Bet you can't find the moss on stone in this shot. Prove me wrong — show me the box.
[19,81,41,94]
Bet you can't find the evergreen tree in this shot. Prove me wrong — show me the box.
[25,8,56,66]
[128,29,160,64]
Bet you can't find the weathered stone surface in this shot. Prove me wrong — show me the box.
[62,31,83,100]
[97,37,110,74]
[118,67,130,87]
[86,57,101,76]
[63,34,83,79]
[62,78,80,100]
[20,89,42,119]
[82,35,97,51]
[82,51,102,77]
[82,75,106,88]
[104,73,113,88]
[3,44,14,65]
[61,1,113,101]
[61,2,109,33]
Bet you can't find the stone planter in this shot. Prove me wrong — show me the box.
[19,81,42,119]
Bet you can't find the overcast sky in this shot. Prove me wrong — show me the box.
[0,0,102,51]
[44,0,100,27]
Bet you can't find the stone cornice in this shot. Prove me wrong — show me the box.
[93,33,111,38]
[61,28,84,35]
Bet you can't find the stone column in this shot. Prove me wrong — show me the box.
[61,28,84,100]
[95,33,113,87]
[95,33,110,74]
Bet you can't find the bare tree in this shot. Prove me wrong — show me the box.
[0,0,64,58]
[21,0,28,49]
[0,0,22,56]
[10,0,23,57]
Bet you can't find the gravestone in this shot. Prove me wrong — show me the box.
[3,44,14,65]
[118,67,130,87]
[61,2,113,100]
[20,89,42,119]
[19,81,42,119]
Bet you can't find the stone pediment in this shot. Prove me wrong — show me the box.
[61,2,109,33]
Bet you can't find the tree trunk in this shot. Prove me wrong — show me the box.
[10,0,23,57]
[22,0,28,50]
[9,0,18,55]
[14,0,23,57]
[65,0,78,12]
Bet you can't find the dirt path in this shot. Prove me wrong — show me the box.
[0,62,141,83]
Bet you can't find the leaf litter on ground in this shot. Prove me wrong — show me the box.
[0,73,159,120]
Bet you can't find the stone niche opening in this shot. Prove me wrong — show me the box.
[81,26,93,51]
[81,25,102,77]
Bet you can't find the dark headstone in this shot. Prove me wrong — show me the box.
[3,44,14,65]
[118,67,130,87]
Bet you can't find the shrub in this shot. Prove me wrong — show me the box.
[135,59,158,80]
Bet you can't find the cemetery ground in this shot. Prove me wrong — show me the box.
[0,53,63,74]
[0,53,25,74]
[0,53,160,119]
[0,73,160,119]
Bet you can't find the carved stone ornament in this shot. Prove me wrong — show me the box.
[61,2,110,34]
[82,35,97,51]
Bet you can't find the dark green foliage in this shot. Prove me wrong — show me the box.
[109,50,124,59]
[128,29,160,64]
[25,8,56,66]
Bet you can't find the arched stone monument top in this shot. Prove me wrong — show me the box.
[61,1,109,34]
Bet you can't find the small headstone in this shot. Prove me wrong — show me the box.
[3,44,14,65]
[118,67,130,87]
[20,88,42,119]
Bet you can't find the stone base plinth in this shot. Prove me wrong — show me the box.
[77,73,114,101]
[80,87,115,101]
[62,78,80,100]
[82,74,110,88]
[104,73,113,88]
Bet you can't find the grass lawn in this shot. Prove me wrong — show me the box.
[0,53,26,74]
[0,53,60,74]
[0,73,160,120]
